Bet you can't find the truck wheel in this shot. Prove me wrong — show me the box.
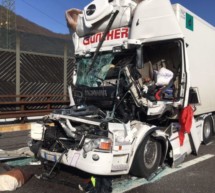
[130,135,162,178]
[203,116,213,144]
[212,115,215,135]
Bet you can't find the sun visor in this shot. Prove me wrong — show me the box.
[83,0,113,28]
[75,0,136,37]
[130,0,184,42]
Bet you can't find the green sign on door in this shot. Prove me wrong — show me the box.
[186,13,194,31]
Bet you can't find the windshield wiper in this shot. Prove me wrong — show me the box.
[87,10,119,73]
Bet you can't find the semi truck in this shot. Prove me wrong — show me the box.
[29,0,215,179]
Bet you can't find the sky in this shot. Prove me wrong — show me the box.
[14,0,215,34]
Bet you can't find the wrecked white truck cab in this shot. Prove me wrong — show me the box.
[30,0,215,178]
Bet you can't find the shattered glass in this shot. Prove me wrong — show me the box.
[76,53,114,87]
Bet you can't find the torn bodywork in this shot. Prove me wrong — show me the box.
[29,0,215,178]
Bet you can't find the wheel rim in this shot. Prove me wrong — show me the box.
[204,121,211,139]
[143,139,158,169]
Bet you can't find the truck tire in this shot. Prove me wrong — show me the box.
[203,116,213,144]
[130,135,162,178]
[212,115,215,135]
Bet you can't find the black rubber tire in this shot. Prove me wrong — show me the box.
[212,115,215,135]
[203,116,213,144]
[130,135,162,178]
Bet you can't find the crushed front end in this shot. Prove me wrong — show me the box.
[30,106,140,175]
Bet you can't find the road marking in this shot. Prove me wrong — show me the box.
[112,154,214,193]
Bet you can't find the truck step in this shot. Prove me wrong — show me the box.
[172,153,186,168]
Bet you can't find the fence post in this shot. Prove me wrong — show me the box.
[63,43,68,101]
[16,32,20,102]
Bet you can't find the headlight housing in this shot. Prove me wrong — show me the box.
[83,138,112,153]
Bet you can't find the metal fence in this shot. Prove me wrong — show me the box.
[0,29,75,119]
[0,28,74,55]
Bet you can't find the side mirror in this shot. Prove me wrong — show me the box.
[136,45,144,69]
[188,87,200,105]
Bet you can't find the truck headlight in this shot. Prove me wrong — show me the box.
[83,138,112,153]
[97,138,112,151]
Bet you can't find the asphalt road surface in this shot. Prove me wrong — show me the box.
[1,137,215,193]
[122,139,215,193]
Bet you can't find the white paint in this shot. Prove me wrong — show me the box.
[173,4,215,115]
[130,0,184,42]
[112,154,215,193]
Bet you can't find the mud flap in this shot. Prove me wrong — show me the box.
[189,118,201,155]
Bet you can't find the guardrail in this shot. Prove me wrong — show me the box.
[0,94,70,119]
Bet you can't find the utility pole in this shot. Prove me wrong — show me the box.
[0,0,16,49]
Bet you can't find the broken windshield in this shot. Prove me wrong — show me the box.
[76,53,114,87]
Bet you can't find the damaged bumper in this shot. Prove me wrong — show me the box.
[29,112,152,176]
[40,148,130,175]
